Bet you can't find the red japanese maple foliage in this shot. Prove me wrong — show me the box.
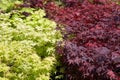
[24,0,120,80]
[45,0,120,80]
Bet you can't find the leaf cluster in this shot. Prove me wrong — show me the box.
[0,7,62,80]
[43,0,120,80]
[0,0,23,12]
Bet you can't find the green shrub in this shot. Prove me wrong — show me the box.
[0,0,23,12]
[0,8,62,80]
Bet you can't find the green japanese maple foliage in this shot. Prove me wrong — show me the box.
[0,8,62,80]
[0,0,23,12]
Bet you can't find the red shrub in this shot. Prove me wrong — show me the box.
[45,0,120,80]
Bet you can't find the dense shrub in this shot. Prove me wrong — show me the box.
[1,0,119,80]
[0,7,62,80]
[44,0,120,80]
[0,0,23,12]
